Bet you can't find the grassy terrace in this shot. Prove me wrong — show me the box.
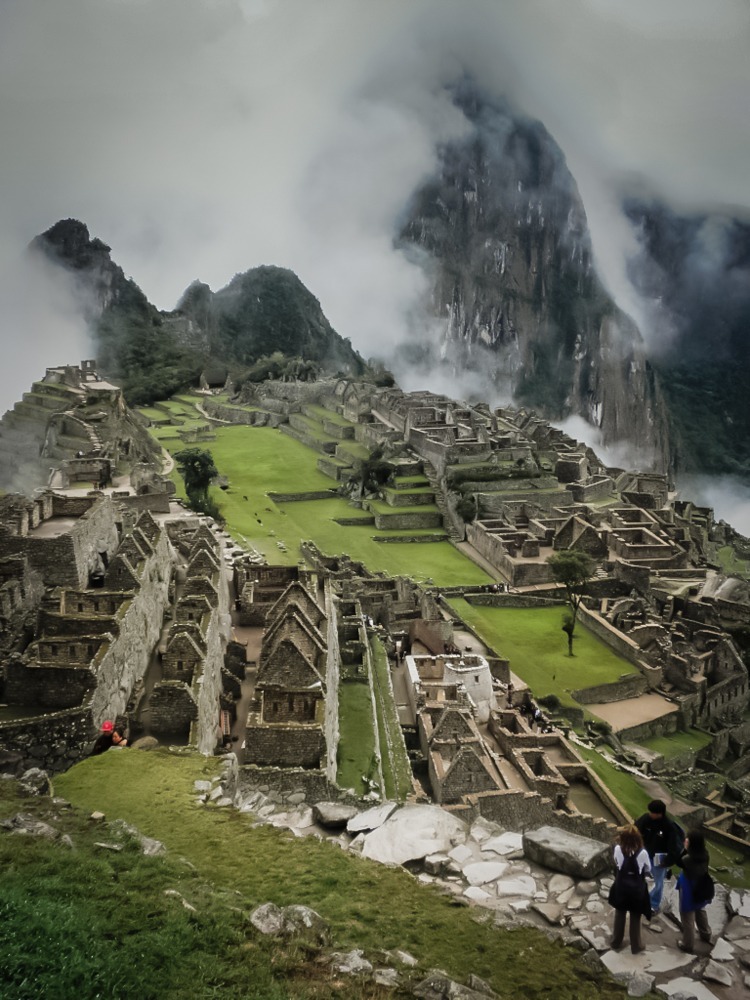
[450,601,638,713]
[641,729,713,758]
[304,404,354,427]
[148,401,490,587]
[717,545,750,578]
[44,751,626,999]
[370,636,413,800]
[337,680,376,793]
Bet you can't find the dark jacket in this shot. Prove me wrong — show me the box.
[635,812,683,866]
[90,732,114,755]
[676,848,711,912]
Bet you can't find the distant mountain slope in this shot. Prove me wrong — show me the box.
[31,220,364,405]
[398,82,670,469]
[624,203,750,476]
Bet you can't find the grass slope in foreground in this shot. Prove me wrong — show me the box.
[47,750,628,1000]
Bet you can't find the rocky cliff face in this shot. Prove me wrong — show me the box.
[624,202,750,476]
[399,84,670,471]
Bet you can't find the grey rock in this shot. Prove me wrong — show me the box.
[481,832,524,856]
[424,853,449,875]
[111,819,165,856]
[346,801,398,833]
[656,978,720,1000]
[18,767,51,796]
[360,804,467,866]
[215,797,234,808]
[522,826,611,878]
[413,971,497,998]
[0,812,59,840]
[468,973,498,996]
[623,972,654,997]
[373,967,400,986]
[388,949,418,967]
[548,874,575,894]
[532,902,565,925]
[250,902,285,936]
[463,861,508,885]
[312,801,360,829]
[702,960,732,986]
[95,841,124,852]
[709,937,733,961]
[130,736,159,750]
[193,780,212,792]
[329,949,373,976]
[281,904,329,946]
[463,885,492,903]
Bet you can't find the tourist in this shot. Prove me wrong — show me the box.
[675,830,713,952]
[608,824,651,954]
[635,799,684,913]
[90,720,116,755]
[112,724,129,748]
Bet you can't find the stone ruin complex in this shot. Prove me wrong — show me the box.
[1,365,750,863]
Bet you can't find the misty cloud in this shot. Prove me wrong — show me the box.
[1,0,749,416]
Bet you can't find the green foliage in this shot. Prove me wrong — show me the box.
[548,551,595,607]
[455,495,477,523]
[174,448,219,517]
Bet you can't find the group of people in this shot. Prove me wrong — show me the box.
[609,799,714,954]
[91,719,129,755]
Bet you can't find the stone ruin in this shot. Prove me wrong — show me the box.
[0,488,236,772]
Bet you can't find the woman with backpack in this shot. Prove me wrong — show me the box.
[608,824,652,954]
[675,830,714,952]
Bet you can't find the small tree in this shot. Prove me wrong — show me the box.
[175,448,219,515]
[547,550,595,655]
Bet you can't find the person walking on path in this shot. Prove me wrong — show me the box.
[675,830,713,952]
[608,824,652,954]
[635,799,683,913]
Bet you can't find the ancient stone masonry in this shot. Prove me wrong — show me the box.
[144,518,232,753]
[0,360,159,495]
[245,577,330,769]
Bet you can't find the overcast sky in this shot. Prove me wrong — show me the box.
[1,0,749,523]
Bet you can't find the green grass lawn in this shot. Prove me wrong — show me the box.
[337,680,377,794]
[156,420,489,586]
[450,601,638,710]
[573,744,650,820]
[641,729,713,758]
[370,636,413,800]
[49,750,628,999]
[717,545,750,578]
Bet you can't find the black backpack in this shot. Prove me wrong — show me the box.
[692,870,715,906]
[615,853,648,910]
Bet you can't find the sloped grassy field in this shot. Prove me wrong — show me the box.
[25,750,629,1000]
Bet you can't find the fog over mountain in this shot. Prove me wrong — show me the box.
[1,0,749,527]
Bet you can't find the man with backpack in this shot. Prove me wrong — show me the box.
[635,799,684,913]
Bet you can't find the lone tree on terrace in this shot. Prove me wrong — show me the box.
[175,447,219,517]
[547,550,595,656]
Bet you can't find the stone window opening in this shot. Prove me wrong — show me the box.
[78,602,84,613]
[69,645,76,656]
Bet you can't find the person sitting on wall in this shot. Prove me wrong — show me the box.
[91,720,116,755]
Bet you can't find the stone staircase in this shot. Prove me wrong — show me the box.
[421,459,464,543]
